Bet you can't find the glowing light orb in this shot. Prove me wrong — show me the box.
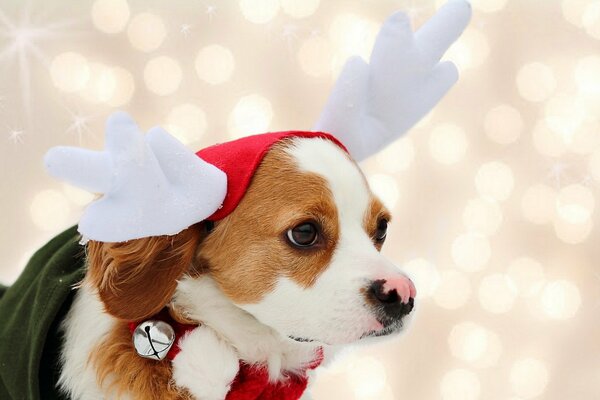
[516,63,556,102]
[507,257,545,298]
[281,0,320,19]
[575,55,600,94]
[510,358,549,398]
[81,63,117,103]
[573,55,600,116]
[484,104,523,145]
[475,330,503,368]
[165,103,207,145]
[448,322,488,363]
[462,197,503,236]
[402,258,440,298]
[368,174,400,210]
[228,94,273,139]
[521,184,557,225]
[544,94,587,143]
[127,13,167,52]
[239,0,280,24]
[444,27,489,71]
[91,0,130,33]
[452,233,491,272]
[30,190,71,231]
[562,0,590,27]
[583,1,600,39]
[62,183,95,206]
[144,56,182,96]
[553,216,593,243]
[195,45,235,85]
[50,52,90,93]
[555,184,595,224]
[448,322,503,368]
[433,270,472,310]
[478,274,517,314]
[474,161,514,202]
[375,137,414,173]
[532,120,566,157]
[540,280,582,319]
[329,14,379,63]
[107,66,135,107]
[569,120,600,155]
[589,150,600,181]
[297,36,333,77]
[428,123,468,164]
[345,356,387,399]
[440,369,481,400]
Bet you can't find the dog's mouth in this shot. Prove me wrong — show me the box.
[288,319,407,345]
[288,335,333,346]
[288,336,316,343]
[360,320,404,339]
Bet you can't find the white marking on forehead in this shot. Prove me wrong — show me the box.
[285,137,371,226]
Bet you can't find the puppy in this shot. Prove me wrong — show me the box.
[0,3,472,397]
[57,134,416,399]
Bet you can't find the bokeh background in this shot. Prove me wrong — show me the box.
[0,0,599,398]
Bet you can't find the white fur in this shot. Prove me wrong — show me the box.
[239,138,409,344]
[172,326,239,400]
[58,284,116,399]
[174,275,321,381]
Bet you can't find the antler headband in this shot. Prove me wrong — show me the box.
[44,1,471,243]
[44,112,227,242]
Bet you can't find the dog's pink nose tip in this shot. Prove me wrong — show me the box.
[382,276,417,304]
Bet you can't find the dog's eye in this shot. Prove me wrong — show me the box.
[375,219,388,242]
[287,223,319,247]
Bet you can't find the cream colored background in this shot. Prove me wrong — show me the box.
[0,0,599,399]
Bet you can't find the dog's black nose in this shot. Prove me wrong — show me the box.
[367,279,415,322]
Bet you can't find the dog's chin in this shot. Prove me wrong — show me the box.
[361,320,405,339]
[286,318,408,347]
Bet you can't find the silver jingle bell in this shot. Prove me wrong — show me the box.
[132,320,175,361]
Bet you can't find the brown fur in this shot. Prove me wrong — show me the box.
[86,225,203,321]
[195,140,340,303]
[363,197,391,251]
[91,320,192,400]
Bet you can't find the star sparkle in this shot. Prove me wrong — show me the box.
[404,0,429,23]
[0,3,84,122]
[65,109,95,143]
[281,24,299,51]
[7,128,24,144]
[581,174,594,187]
[180,24,192,37]
[206,5,217,20]
[547,162,570,188]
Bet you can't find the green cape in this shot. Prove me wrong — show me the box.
[0,226,85,400]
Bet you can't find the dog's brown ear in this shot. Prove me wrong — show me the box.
[86,225,202,321]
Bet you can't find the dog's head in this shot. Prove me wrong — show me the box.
[86,136,416,345]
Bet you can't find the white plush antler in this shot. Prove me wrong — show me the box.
[315,0,472,161]
[44,111,227,243]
